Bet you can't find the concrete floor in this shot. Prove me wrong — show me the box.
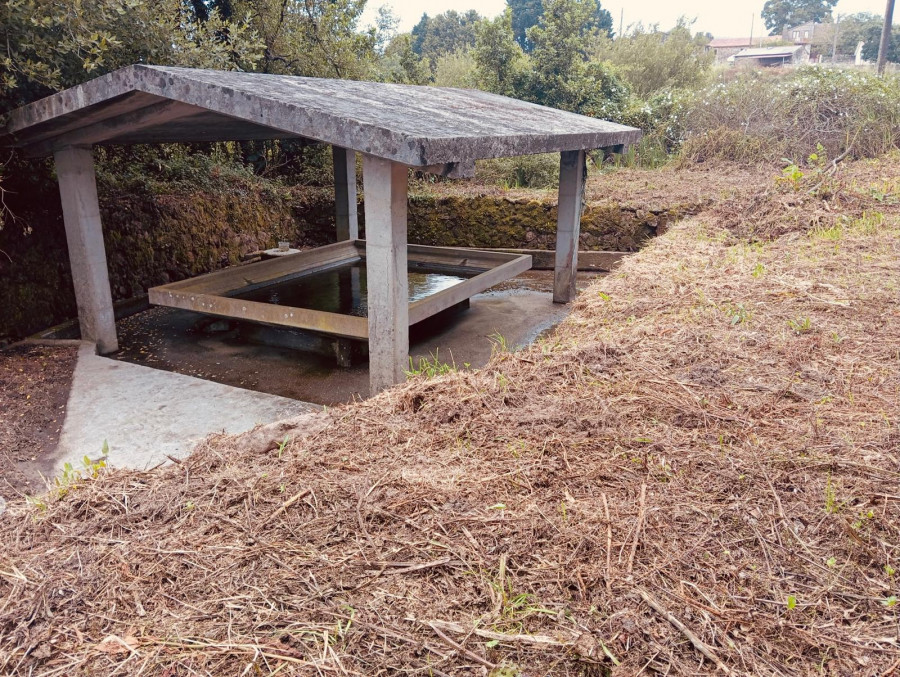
[53,342,317,475]
[112,271,598,405]
[37,271,597,480]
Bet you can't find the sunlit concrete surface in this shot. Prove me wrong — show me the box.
[52,342,318,475]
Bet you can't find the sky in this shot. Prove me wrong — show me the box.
[360,0,893,39]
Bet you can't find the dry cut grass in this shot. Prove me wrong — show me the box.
[1,161,899,676]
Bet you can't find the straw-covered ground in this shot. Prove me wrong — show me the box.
[2,159,899,676]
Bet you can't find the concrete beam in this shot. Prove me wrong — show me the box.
[553,150,586,304]
[333,146,359,241]
[54,145,118,353]
[362,155,409,393]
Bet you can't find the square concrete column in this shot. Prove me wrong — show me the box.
[362,155,408,393]
[54,145,118,353]
[333,146,359,241]
[553,149,586,304]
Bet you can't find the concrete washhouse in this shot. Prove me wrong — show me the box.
[2,65,641,393]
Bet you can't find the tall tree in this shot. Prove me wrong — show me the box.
[507,0,611,51]
[0,0,263,111]
[228,0,377,78]
[410,10,481,68]
[507,0,542,50]
[518,0,628,116]
[761,0,838,35]
[473,9,524,96]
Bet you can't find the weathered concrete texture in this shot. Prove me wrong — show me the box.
[553,150,586,304]
[363,156,409,392]
[3,65,641,163]
[55,146,118,353]
[53,342,317,474]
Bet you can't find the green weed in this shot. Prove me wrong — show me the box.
[406,349,457,378]
[787,316,813,334]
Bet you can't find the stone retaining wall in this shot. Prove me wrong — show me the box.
[0,182,702,343]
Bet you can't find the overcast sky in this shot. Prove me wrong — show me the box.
[361,0,894,38]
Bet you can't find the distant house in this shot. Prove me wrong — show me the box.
[783,22,824,45]
[707,37,783,62]
[731,45,808,67]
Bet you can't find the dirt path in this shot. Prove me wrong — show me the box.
[0,343,77,497]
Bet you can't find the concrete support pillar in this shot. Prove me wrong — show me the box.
[333,146,359,241]
[54,145,118,353]
[362,155,408,393]
[553,150,586,304]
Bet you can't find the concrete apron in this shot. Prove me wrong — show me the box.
[52,342,318,476]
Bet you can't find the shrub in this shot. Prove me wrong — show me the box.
[475,153,561,189]
[432,49,478,88]
[592,20,715,98]
[680,67,900,164]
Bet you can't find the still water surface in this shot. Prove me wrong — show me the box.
[233,261,471,317]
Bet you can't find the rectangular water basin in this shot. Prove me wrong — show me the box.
[148,240,532,340]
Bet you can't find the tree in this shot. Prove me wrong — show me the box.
[410,10,481,68]
[372,34,431,85]
[227,0,378,79]
[507,0,612,51]
[593,20,714,97]
[761,0,838,35]
[473,10,525,96]
[862,22,900,62]
[0,0,263,110]
[518,0,628,116]
[432,50,478,88]
[507,0,542,50]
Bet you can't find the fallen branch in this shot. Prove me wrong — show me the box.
[637,588,733,676]
[263,488,311,524]
[602,493,612,590]
[626,483,647,576]
[427,619,620,665]
[426,621,496,669]
[382,557,455,575]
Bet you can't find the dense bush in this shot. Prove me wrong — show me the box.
[680,67,900,164]
[475,153,561,189]
[592,21,714,98]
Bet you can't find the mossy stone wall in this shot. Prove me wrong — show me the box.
[0,182,697,343]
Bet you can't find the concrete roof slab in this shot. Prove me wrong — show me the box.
[2,65,641,163]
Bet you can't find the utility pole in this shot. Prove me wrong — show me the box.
[832,14,840,62]
[877,0,896,75]
[619,8,624,39]
[749,13,754,47]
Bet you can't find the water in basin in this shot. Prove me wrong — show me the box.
[232,261,473,317]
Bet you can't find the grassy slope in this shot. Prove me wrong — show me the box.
[1,160,899,675]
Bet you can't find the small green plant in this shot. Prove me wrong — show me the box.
[777,162,804,191]
[53,443,110,496]
[882,596,898,608]
[788,316,813,334]
[277,436,291,459]
[489,332,510,356]
[751,262,765,278]
[787,595,798,610]
[725,303,750,326]
[405,349,456,378]
[824,474,840,514]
